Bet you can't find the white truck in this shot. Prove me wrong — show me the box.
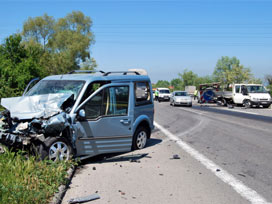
[217,84,272,108]
[185,86,196,96]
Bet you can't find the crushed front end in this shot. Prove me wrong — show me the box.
[0,93,75,153]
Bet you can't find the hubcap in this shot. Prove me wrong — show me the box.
[136,131,147,149]
[244,100,251,108]
[49,141,70,161]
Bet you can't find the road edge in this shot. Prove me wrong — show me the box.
[49,165,77,204]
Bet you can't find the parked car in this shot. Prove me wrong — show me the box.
[157,88,171,102]
[0,70,154,161]
[170,91,192,107]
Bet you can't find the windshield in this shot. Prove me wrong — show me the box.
[159,90,170,94]
[246,85,267,93]
[175,92,188,96]
[25,80,85,99]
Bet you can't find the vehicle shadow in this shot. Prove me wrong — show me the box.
[80,138,162,165]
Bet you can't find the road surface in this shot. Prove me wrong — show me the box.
[62,101,272,204]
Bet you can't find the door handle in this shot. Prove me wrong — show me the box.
[120,119,131,125]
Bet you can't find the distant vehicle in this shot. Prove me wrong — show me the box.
[170,91,192,107]
[185,86,196,96]
[157,88,171,102]
[198,83,220,104]
[217,84,272,108]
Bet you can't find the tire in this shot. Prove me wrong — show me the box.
[263,104,271,108]
[188,104,192,107]
[132,126,149,150]
[243,99,251,109]
[39,137,73,161]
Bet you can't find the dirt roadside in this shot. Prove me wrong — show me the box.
[61,129,248,204]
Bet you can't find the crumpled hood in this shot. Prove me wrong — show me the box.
[1,93,73,120]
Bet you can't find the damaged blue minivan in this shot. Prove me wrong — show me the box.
[0,70,154,161]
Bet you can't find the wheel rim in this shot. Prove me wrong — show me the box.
[136,131,147,149]
[49,141,70,161]
[244,100,251,108]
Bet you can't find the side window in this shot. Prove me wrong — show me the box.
[84,90,104,120]
[83,86,129,120]
[135,82,151,106]
[235,85,240,93]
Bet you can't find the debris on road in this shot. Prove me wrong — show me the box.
[238,173,246,178]
[216,169,221,172]
[92,167,96,170]
[68,193,100,204]
[172,154,181,159]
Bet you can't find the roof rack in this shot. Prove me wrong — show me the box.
[103,71,140,76]
[68,70,105,74]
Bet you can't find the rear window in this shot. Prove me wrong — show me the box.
[135,82,152,106]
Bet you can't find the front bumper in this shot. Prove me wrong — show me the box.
[158,96,170,101]
[250,100,271,107]
[174,101,192,106]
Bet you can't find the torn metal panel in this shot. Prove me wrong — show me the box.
[1,93,73,120]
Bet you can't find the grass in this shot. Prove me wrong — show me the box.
[0,149,75,204]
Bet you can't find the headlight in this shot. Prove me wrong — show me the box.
[16,122,29,131]
[252,98,259,101]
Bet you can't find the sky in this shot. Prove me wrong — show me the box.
[0,0,272,83]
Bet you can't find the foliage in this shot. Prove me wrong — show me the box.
[22,11,96,74]
[0,34,46,98]
[178,69,198,89]
[170,78,182,90]
[0,149,74,204]
[155,80,170,88]
[213,56,253,86]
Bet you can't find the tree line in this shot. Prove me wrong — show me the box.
[0,11,95,98]
[153,56,272,95]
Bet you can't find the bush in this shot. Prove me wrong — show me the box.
[0,150,74,204]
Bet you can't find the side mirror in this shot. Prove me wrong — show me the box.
[77,109,86,120]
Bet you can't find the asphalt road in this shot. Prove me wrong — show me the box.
[155,100,272,203]
[62,101,272,204]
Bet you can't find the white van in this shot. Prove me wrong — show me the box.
[157,88,171,102]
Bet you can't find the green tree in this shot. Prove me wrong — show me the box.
[22,11,95,75]
[156,80,170,88]
[170,78,182,90]
[23,13,55,49]
[0,34,45,98]
[178,69,198,89]
[213,56,252,86]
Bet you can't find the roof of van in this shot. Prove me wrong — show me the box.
[42,72,150,83]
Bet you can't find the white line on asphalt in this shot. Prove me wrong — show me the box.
[154,121,271,204]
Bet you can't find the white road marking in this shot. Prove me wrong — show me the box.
[154,121,271,204]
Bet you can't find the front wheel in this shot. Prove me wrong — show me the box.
[243,99,251,109]
[39,137,73,161]
[132,126,149,150]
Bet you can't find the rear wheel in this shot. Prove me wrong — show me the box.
[132,126,149,150]
[39,137,73,161]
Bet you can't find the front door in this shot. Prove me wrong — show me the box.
[233,85,244,104]
[75,84,133,156]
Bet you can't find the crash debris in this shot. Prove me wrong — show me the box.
[68,193,100,204]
